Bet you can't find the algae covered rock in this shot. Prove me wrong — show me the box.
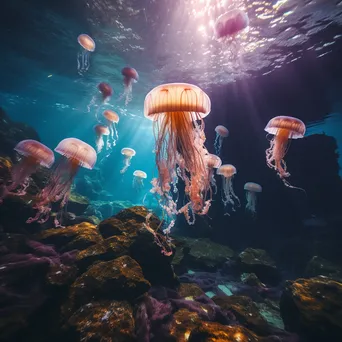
[67,192,90,216]
[304,255,342,281]
[280,276,342,341]
[169,309,201,342]
[178,283,205,299]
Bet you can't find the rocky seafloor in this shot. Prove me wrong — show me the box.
[1,108,342,342]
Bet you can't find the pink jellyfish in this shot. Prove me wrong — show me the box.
[214,125,229,156]
[0,140,54,202]
[244,182,262,215]
[133,170,147,191]
[98,82,113,103]
[264,116,305,189]
[204,153,222,195]
[77,34,95,74]
[94,124,110,153]
[144,83,211,226]
[87,82,113,118]
[217,164,240,215]
[121,67,139,105]
[120,148,136,174]
[103,110,119,146]
[27,138,97,226]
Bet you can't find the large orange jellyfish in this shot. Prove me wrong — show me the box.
[103,110,119,146]
[214,125,229,156]
[77,34,95,74]
[217,164,240,215]
[244,182,262,215]
[204,153,222,195]
[120,147,136,174]
[94,124,110,153]
[121,67,139,105]
[0,140,54,202]
[27,138,97,226]
[144,82,211,226]
[133,170,147,191]
[264,116,305,189]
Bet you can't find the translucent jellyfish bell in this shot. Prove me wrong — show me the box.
[94,124,110,153]
[103,110,119,147]
[120,147,136,174]
[204,153,222,194]
[244,182,262,215]
[214,125,229,156]
[121,67,139,105]
[264,116,305,190]
[77,34,95,75]
[87,82,113,119]
[133,170,147,191]
[217,164,240,215]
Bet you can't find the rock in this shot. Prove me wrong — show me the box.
[38,222,102,252]
[238,248,281,286]
[280,276,342,341]
[256,301,284,330]
[178,283,205,299]
[241,273,265,288]
[188,321,263,342]
[169,309,201,342]
[64,255,150,317]
[212,295,271,335]
[304,256,342,281]
[66,300,136,342]
[46,264,78,288]
[75,174,104,200]
[67,192,90,216]
[172,237,235,272]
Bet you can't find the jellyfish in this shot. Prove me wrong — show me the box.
[214,125,229,156]
[121,67,139,105]
[94,124,110,153]
[217,164,240,215]
[244,182,262,215]
[264,116,305,189]
[27,138,97,226]
[133,170,147,191]
[77,34,95,74]
[103,110,119,146]
[214,9,249,55]
[0,140,54,202]
[144,83,211,225]
[204,153,222,194]
[120,148,136,174]
[87,82,113,118]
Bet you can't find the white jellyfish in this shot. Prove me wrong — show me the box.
[77,34,95,75]
[214,125,229,156]
[94,125,110,153]
[103,110,119,147]
[133,170,147,191]
[244,182,262,215]
[120,148,136,174]
[204,153,222,195]
[217,164,240,215]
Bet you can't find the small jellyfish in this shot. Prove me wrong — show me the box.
[133,170,147,191]
[0,140,54,202]
[244,182,262,215]
[214,125,229,156]
[98,82,113,103]
[214,9,249,55]
[103,110,119,146]
[204,153,222,194]
[87,82,113,118]
[121,67,139,105]
[77,34,95,74]
[120,147,136,174]
[27,138,97,226]
[217,164,240,215]
[264,116,305,189]
[94,124,110,153]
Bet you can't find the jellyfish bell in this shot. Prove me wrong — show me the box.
[214,125,229,155]
[103,110,119,146]
[204,153,222,194]
[120,147,136,174]
[77,34,95,74]
[94,124,110,153]
[27,138,97,226]
[145,82,211,225]
[244,182,262,215]
[217,164,240,214]
[88,82,113,119]
[133,170,147,191]
[98,82,113,102]
[264,116,306,189]
[215,9,249,40]
[121,67,139,105]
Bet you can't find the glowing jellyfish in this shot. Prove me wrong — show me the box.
[133,170,147,191]
[264,116,305,189]
[120,148,136,174]
[244,182,262,215]
[121,67,139,105]
[214,125,229,156]
[204,153,222,194]
[103,110,119,146]
[217,164,240,215]
[0,140,54,202]
[94,124,110,153]
[77,34,95,74]
[27,138,97,226]
[144,83,211,225]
